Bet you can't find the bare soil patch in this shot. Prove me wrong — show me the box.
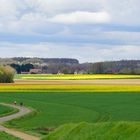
[11,79,140,85]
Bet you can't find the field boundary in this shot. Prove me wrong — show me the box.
[0,105,19,118]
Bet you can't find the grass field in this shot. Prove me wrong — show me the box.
[0,74,140,139]
[0,104,18,117]
[43,122,140,140]
[0,132,20,140]
[0,91,140,136]
[15,74,140,80]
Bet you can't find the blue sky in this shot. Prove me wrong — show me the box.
[0,0,140,62]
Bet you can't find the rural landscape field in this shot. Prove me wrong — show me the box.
[0,0,140,139]
[0,74,140,140]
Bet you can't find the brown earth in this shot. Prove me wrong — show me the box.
[10,79,140,85]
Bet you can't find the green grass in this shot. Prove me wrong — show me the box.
[43,122,140,140]
[0,91,140,136]
[15,74,140,80]
[0,105,18,117]
[0,132,21,140]
[0,80,140,139]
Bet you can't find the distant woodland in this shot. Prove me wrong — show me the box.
[0,57,140,74]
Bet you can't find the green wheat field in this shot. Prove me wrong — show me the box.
[0,74,140,140]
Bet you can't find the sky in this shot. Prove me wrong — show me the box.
[0,0,140,63]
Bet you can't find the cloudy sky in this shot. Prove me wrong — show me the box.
[0,0,140,62]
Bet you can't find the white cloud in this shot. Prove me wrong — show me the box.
[0,0,140,61]
[0,0,140,27]
[104,0,140,25]
[49,11,111,24]
[0,42,140,62]
[19,0,140,25]
[0,0,17,17]
[0,0,139,34]
[24,0,105,15]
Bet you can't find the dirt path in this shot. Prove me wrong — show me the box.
[14,79,140,85]
[0,79,140,86]
[0,103,40,140]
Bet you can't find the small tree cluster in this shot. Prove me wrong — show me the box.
[0,66,15,83]
[10,63,34,74]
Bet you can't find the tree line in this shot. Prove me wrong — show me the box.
[9,61,140,74]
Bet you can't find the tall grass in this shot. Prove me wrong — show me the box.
[0,65,15,83]
[43,122,140,140]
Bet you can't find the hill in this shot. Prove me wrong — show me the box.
[43,122,140,140]
[0,57,79,65]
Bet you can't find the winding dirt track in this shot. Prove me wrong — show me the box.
[0,103,39,140]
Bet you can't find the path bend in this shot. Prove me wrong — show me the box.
[0,103,40,140]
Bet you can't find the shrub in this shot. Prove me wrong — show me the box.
[0,66,15,83]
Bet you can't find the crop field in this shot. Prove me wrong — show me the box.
[0,74,140,139]
[1,85,140,93]
[0,90,140,138]
[0,105,17,117]
[0,132,20,140]
[15,74,140,80]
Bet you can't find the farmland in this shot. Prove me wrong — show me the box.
[0,132,20,140]
[0,104,17,117]
[1,91,140,127]
[44,122,140,140]
[15,74,140,80]
[0,74,140,139]
[1,85,140,93]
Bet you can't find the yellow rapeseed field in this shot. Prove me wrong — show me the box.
[16,74,140,80]
[0,85,140,92]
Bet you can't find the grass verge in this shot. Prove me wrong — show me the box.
[43,121,140,140]
[0,104,19,118]
[0,131,21,140]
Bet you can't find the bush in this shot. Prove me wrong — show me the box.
[0,66,15,83]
